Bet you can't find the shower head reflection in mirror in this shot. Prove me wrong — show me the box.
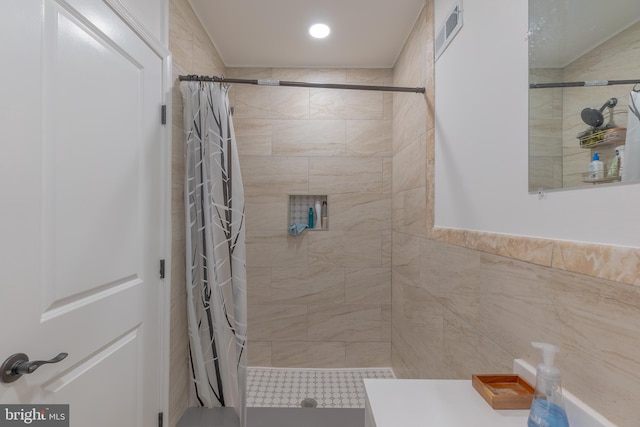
[581,98,617,128]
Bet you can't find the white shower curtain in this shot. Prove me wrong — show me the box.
[180,80,247,427]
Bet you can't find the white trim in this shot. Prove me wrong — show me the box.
[104,0,171,58]
[159,53,173,427]
[103,0,172,424]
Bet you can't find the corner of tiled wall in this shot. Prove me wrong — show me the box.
[168,0,226,425]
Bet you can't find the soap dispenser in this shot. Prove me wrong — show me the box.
[528,342,570,427]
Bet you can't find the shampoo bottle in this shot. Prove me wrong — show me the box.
[616,146,625,179]
[321,201,327,229]
[607,155,619,178]
[315,200,322,229]
[308,207,315,229]
[527,342,570,427]
[589,153,604,180]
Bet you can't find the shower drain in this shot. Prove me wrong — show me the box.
[300,398,318,408]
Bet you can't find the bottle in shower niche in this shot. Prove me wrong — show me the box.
[321,201,327,229]
[314,200,322,229]
[308,207,315,229]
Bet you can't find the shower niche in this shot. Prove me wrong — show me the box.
[289,195,328,231]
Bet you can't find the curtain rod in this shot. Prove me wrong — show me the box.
[530,79,640,89]
[179,74,426,94]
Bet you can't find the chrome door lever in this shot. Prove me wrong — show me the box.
[1,352,68,383]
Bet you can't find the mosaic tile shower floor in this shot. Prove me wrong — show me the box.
[246,367,395,408]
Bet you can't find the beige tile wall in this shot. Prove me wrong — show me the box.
[228,67,394,369]
[169,1,226,425]
[529,68,564,191]
[393,2,640,425]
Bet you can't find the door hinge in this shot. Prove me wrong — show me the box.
[161,105,167,125]
[159,259,165,279]
[158,412,163,427]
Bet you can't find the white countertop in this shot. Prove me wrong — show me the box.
[363,379,530,427]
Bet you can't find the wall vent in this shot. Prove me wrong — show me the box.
[435,0,463,61]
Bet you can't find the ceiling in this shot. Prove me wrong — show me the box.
[529,0,640,68]
[188,0,426,68]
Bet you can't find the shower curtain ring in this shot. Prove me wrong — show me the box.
[219,75,229,90]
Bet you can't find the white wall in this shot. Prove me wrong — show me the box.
[434,0,640,247]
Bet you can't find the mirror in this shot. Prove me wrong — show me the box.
[528,0,640,192]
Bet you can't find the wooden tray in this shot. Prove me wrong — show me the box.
[472,374,534,410]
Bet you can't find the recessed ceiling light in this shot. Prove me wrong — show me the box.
[309,23,330,39]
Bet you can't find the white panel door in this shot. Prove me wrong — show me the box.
[0,1,165,426]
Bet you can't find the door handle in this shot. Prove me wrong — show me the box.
[1,352,68,383]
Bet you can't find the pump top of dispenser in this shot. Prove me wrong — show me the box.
[532,342,561,381]
[528,342,570,427]
[592,153,600,161]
